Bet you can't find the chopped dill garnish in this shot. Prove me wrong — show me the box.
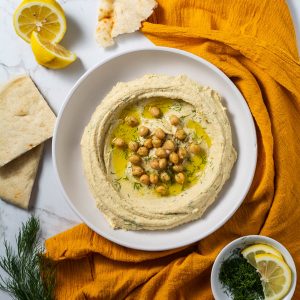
[171,102,183,112]
[133,136,142,144]
[133,182,142,190]
[179,114,191,120]
[219,251,264,300]
[112,178,122,191]
[122,148,129,160]
[191,132,199,142]
[143,156,151,162]
[200,153,207,165]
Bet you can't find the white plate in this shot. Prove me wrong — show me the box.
[53,47,257,251]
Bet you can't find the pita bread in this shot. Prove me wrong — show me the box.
[96,0,157,47]
[0,75,56,167]
[0,144,43,209]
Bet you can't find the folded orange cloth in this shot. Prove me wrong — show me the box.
[46,0,300,298]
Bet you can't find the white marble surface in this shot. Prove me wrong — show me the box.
[0,0,299,299]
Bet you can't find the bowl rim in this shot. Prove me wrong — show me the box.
[52,46,257,251]
[211,234,297,300]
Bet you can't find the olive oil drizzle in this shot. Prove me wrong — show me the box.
[186,119,211,147]
[110,98,209,196]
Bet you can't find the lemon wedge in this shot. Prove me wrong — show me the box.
[255,253,292,300]
[241,244,284,267]
[13,0,66,43]
[30,31,76,69]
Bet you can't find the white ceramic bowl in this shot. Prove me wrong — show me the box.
[53,46,257,251]
[211,235,297,300]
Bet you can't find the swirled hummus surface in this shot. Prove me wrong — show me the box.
[81,74,237,230]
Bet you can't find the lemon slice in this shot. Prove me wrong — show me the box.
[13,0,66,43]
[255,253,292,300]
[241,244,284,267]
[30,31,76,69]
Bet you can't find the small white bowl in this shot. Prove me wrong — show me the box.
[211,235,297,300]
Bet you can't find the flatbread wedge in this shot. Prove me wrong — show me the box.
[0,75,56,167]
[96,0,157,47]
[0,144,43,209]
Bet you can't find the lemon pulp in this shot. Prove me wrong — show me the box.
[255,253,292,300]
[13,0,66,43]
[30,31,76,69]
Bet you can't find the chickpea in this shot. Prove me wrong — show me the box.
[149,173,159,184]
[132,166,144,176]
[154,128,166,140]
[159,158,168,170]
[137,146,149,157]
[160,172,171,182]
[169,115,180,126]
[173,164,184,172]
[140,174,150,185]
[128,154,141,165]
[128,141,139,152]
[189,143,201,154]
[163,140,176,152]
[138,126,149,137]
[152,136,162,148]
[156,185,168,195]
[175,129,187,140]
[144,138,153,149]
[155,148,167,158]
[125,115,139,127]
[112,137,126,148]
[149,106,161,118]
[178,147,188,160]
[175,172,185,184]
[150,159,160,170]
[169,152,179,164]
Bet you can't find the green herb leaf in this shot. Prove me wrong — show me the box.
[0,216,55,300]
[171,102,182,112]
[133,182,142,190]
[179,114,191,121]
[112,179,122,191]
[219,251,264,300]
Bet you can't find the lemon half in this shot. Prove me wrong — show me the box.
[241,244,283,267]
[30,31,76,69]
[255,253,292,300]
[13,0,66,43]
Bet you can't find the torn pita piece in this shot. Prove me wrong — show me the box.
[0,75,56,167]
[96,0,157,47]
[0,144,43,209]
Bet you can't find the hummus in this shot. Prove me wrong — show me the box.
[81,74,237,230]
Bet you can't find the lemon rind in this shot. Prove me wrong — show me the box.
[31,32,76,69]
[254,253,292,300]
[241,244,283,260]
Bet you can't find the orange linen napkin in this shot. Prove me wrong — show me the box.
[46,0,300,299]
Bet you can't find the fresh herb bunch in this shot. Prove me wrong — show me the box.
[0,216,55,300]
[219,251,264,300]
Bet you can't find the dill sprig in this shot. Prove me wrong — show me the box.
[0,216,55,300]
